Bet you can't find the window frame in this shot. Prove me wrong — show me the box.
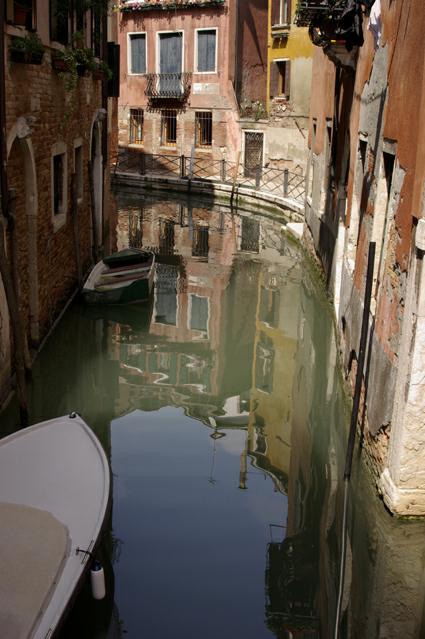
[188,293,210,338]
[127,31,147,76]
[51,142,68,231]
[129,108,144,145]
[194,27,218,74]
[73,138,83,203]
[274,58,291,99]
[160,109,178,148]
[156,30,185,74]
[195,111,213,149]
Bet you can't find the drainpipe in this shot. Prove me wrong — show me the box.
[0,5,29,425]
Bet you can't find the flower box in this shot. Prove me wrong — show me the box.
[10,49,44,65]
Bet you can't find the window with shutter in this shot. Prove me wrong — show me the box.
[128,33,146,74]
[271,60,291,100]
[196,29,217,73]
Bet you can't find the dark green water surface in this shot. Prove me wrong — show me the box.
[3,192,425,638]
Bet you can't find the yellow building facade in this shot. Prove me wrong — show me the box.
[267,0,313,113]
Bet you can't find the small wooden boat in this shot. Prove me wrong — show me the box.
[82,248,155,305]
[0,413,110,639]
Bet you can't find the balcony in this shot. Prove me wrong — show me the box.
[294,0,364,60]
[294,0,346,27]
[145,73,192,103]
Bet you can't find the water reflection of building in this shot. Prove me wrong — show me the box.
[112,196,263,422]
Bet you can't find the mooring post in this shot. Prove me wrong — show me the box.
[140,153,146,176]
[180,154,185,179]
[221,158,226,182]
[283,168,289,197]
[255,165,261,189]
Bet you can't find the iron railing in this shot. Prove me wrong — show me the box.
[112,150,306,205]
[295,0,349,27]
[145,73,192,100]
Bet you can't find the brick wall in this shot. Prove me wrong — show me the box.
[4,44,106,348]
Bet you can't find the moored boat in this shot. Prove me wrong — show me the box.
[82,248,155,305]
[0,413,110,639]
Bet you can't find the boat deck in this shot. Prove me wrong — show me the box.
[0,503,69,639]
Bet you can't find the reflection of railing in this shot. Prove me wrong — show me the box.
[112,151,306,205]
[145,73,192,100]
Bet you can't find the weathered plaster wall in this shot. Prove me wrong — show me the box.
[235,0,268,106]
[303,1,425,514]
[118,3,241,161]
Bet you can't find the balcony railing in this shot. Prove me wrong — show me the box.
[145,73,192,100]
[294,0,347,27]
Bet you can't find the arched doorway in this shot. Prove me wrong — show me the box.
[90,120,103,250]
[7,128,39,345]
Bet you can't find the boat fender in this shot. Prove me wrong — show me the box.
[90,560,106,600]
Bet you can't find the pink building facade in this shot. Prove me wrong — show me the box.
[117,0,241,163]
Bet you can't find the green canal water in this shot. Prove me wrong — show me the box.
[2,191,425,638]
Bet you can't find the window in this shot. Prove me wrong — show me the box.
[277,60,290,99]
[271,0,291,25]
[195,112,212,148]
[75,0,84,33]
[161,110,177,147]
[50,0,69,44]
[129,109,144,144]
[190,295,209,333]
[192,225,209,258]
[128,33,146,74]
[74,143,83,200]
[196,29,217,73]
[91,7,101,57]
[7,0,35,29]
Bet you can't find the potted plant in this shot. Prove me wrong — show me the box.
[9,33,44,65]
[92,60,113,81]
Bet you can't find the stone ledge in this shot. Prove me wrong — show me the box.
[112,171,304,223]
[378,468,425,516]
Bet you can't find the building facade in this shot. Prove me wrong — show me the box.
[298,0,425,515]
[117,0,240,163]
[0,0,117,408]
[266,0,313,169]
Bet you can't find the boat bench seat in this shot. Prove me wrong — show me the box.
[0,502,69,639]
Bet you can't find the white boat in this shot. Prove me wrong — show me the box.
[82,248,155,305]
[0,413,110,639]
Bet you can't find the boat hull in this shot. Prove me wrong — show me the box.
[0,414,110,639]
[82,250,155,305]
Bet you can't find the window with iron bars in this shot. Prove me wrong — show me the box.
[161,110,177,147]
[129,108,144,144]
[195,112,212,148]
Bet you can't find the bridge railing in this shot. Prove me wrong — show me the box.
[112,150,306,205]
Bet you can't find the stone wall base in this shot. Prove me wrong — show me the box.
[379,468,425,517]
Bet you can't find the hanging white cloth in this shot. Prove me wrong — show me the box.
[368,0,382,49]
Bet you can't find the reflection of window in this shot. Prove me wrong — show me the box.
[8,0,35,29]
[159,219,175,255]
[241,217,260,253]
[190,295,209,333]
[255,334,274,393]
[50,0,69,44]
[128,33,146,74]
[155,263,178,326]
[192,224,209,258]
[161,110,177,147]
[180,355,211,392]
[195,112,212,148]
[259,287,280,327]
[129,108,144,144]
[196,29,217,73]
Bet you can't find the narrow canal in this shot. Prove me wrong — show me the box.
[3,191,425,638]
